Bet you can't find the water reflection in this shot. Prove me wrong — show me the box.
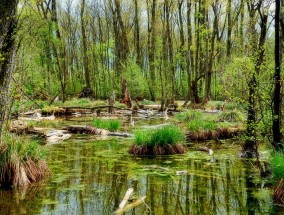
[0,137,280,215]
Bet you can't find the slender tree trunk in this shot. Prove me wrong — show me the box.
[272,0,282,149]
[148,0,157,101]
[204,1,219,101]
[81,0,91,89]
[226,0,232,56]
[134,0,141,67]
[0,0,18,137]
[165,0,175,103]
[243,2,268,157]
[186,0,193,103]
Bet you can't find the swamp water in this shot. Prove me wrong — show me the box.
[0,117,282,215]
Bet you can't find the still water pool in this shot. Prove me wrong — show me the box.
[0,117,282,215]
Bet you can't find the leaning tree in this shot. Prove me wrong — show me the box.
[0,0,19,138]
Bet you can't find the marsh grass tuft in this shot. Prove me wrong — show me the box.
[175,110,203,122]
[129,125,185,155]
[93,118,121,132]
[0,133,50,188]
[271,152,284,182]
[218,110,244,122]
[186,118,218,131]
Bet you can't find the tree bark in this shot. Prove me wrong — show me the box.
[134,0,141,67]
[243,1,267,157]
[272,0,283,149]
[226,0,232,56]
[148,0,157,101]
[0,0,19,137]
[81,0,91,89]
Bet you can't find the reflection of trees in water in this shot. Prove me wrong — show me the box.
[143,159,271,215]
[0,184,47,215]
[0,141,274,214]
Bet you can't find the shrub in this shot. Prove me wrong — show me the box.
[93,118,121,132]
[0,133,50,187]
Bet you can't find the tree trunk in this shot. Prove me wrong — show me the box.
[186,0,193,103]
[243,2,268,157]
[81,0,91,89]
[204,1,219,101]
[134,0,141,67]
[148,0,157,101]
[272,0,283,150]
[226,0,232,56]
[0,0,19,137]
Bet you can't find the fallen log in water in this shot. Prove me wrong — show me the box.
[109,132,133,137]
[28,128,72,143]
[42,105,132,116]
[66,125,133,137]
[118,188,134,210]
[115,196,147,215]
[9,120,71,143]
[66,125,110,136]
[140,123,170,129]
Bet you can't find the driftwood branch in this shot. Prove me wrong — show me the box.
[115,196,147,215]
[118,188,134,209]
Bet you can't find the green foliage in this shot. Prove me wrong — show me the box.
[123,58,149,98]
[93,118,121,132]
[271,151,284,182]
[134,125,184,147]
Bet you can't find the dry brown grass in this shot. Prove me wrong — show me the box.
[273,179,284,205]
[186,127,244,141]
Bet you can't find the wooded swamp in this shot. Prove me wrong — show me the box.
[0,116,281,215]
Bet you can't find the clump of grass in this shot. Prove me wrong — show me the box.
[0,133,50,188]
[271,151,284,205]
[93,118,121,131]
[218,110,244,122]
[186,118,217,131]
[129,125,185,155]
[271,152,284,182]
[175,110,203,122]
